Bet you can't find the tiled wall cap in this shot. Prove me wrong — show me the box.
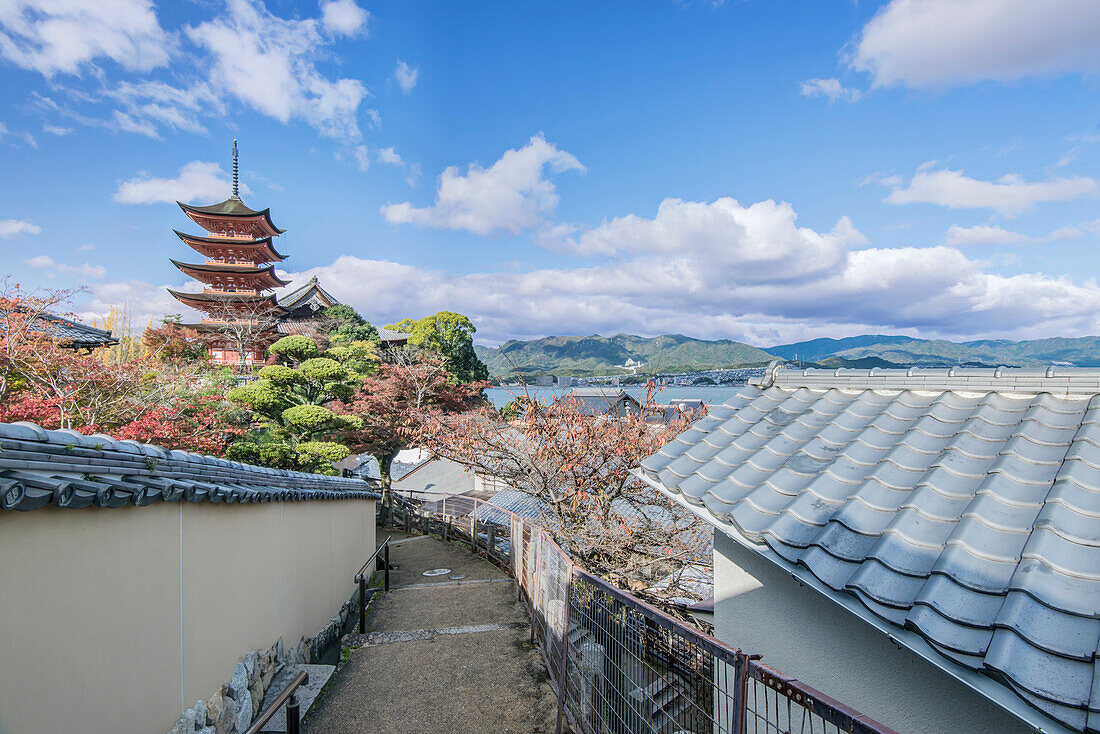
[10,422,48,441]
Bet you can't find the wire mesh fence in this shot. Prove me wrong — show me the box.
[378,493,898,734]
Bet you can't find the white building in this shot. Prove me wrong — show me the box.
[639,364,1100,734]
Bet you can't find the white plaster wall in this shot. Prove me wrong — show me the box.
[712,530,1033,734]
[0,498,375,734]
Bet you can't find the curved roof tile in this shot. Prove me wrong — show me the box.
[638,366,1100,734]
[0,421,378,513]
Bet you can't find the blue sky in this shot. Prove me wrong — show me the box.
[2,0,1099,346]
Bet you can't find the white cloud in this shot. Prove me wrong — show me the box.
[73,185,1100,345]
[548,198,862,286]
[23,255,107,280]
[353,146,370,172]
[285,238,1100,346]
[1054,148,1079,168]
[850,0,1100,88]
[0,0,173,77]
[76,278,199,332]
[320,0,368,36]
[394,60,418,94]
[884,168,1097,215]
[113,160,251,205]
[0,121,36,147]
[0,219,40,237]
[946,223,1086,247]
[42,124,71,136]
[297,185,1100,345]
[378,146,403,166]
[186,0,368,141]
[382,134,585,235]
[78,243,93,251]
[102,80,220,138]
[374,146,420,186]
[945,225,1029,247]
[799,77,861,102]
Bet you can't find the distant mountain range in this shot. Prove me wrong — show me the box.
[767,335,1100,368]
[475,334,775,378]
[475,333,1100,379]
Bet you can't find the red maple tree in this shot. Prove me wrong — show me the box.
[336,350,487,490]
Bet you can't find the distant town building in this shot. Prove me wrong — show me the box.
[648,398,707,425]
[568,387,642,417]
[535,375,555,387]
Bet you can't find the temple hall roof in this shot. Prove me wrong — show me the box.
[279,276,339,312]
[378,327,411,344]
[638,364,1100,734]
[0,306,117,350]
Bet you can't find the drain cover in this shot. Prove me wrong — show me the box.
[422,568,452,576]
[449,574,468,580]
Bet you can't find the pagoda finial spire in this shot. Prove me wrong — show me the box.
[232,139,239,198]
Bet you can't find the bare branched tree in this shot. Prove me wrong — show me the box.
[418,383,711,603]
[199,298,284,373]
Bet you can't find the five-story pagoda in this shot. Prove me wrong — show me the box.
[168,141,290,369]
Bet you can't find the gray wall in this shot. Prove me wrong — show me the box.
[0,499,375,734]
[712,530,1034,734]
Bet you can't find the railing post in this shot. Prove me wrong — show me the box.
[530,530,543,646]
[384,541,391,592]
[487,524,497,560]
[286,689,300,734]
[730,651,748,734]
[555,564,574,734]
[357,573,366,634]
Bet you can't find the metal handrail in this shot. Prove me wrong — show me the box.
[242,669,309,734]
[379,491,901,734]
[354,536,391,633]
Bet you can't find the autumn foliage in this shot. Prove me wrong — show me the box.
[335,349,488,487]
[0,281,244,451]
[417,385,710,600]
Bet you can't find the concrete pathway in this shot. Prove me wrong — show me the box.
[303,531,558,734]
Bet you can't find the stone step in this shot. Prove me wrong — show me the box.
[257,663,335,733]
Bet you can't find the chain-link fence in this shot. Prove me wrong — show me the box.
[378,493,898,734]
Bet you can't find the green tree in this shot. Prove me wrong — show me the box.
[322,305,379,345]
[227,335,365,474]
[387,311,489,383]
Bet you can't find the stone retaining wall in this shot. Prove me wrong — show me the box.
[169,597,355,734]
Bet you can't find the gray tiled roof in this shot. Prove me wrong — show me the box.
[279,276,339,311]
[471,488,547,525]
[377,327,410,342]
[0,307,117,348]
[0,422,378,512]
[571,387,627,398]
[638,366,1100,734]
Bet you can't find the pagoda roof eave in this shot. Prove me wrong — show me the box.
[167,289,287,314]
[169,259,291,288]
[177,199,285,235]
[172,230,287,262]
